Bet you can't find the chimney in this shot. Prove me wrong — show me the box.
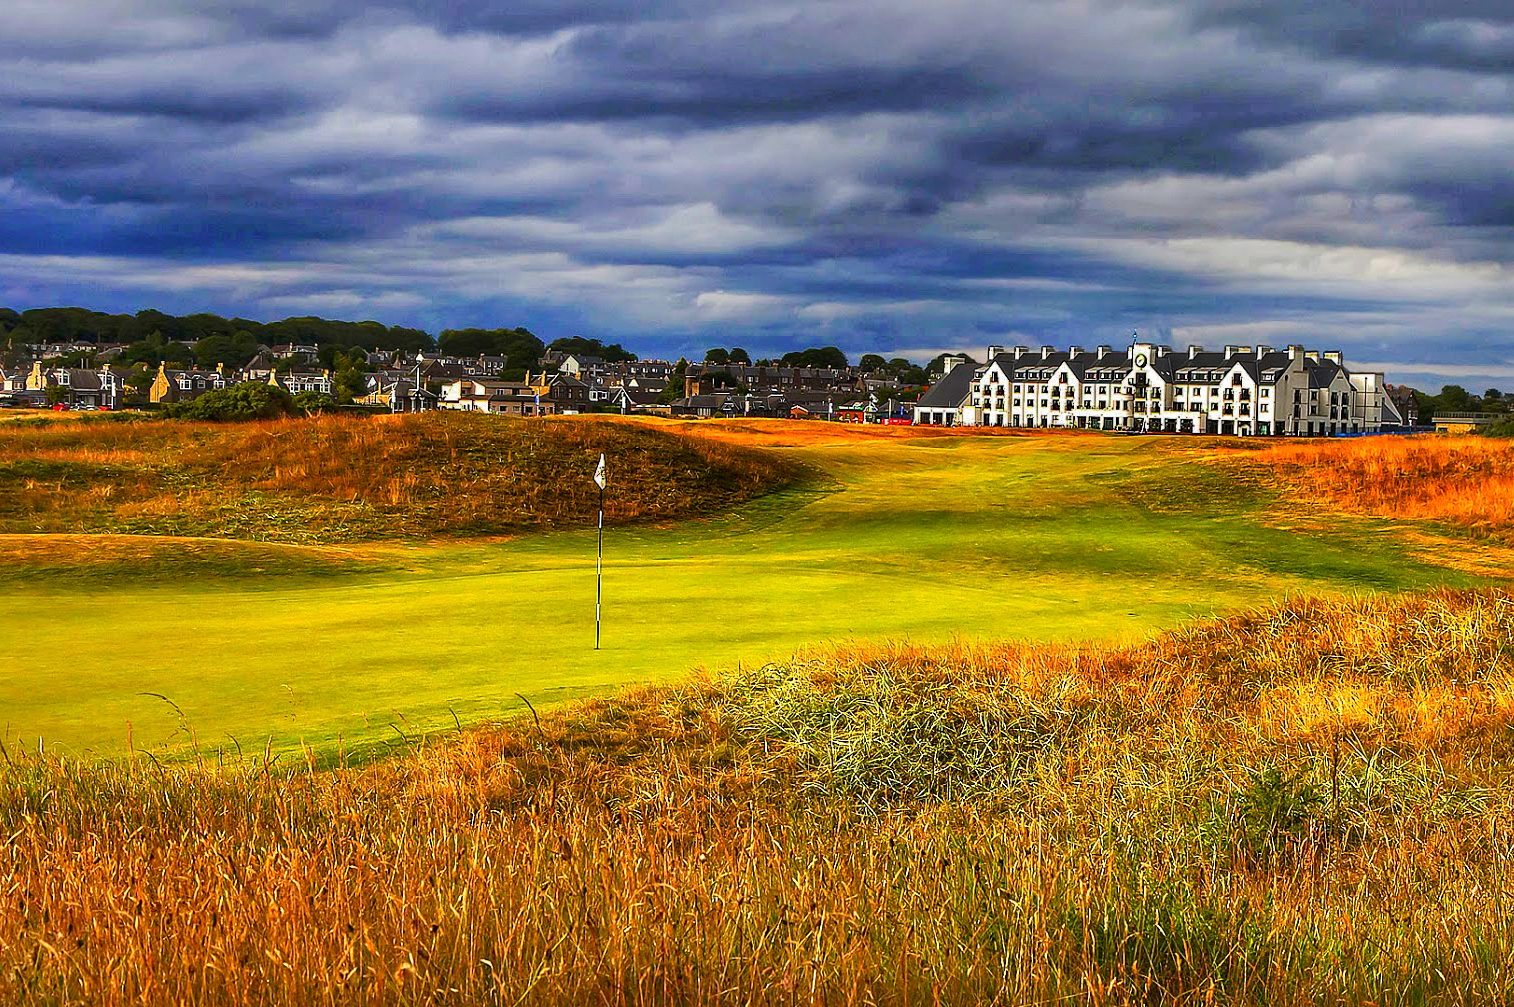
[1305,350,1319,362]
[986,344,1005,359]
[1255,345,1272,359]
[1012,346,1028,360]
[1223,344,1248,359]
[1097,344,1111,360]
[1188,345,1202,359]
[1287,344,1304,360]
[1040,345,1054,360]
[1323,350,1342,364]
[1068,346,1082,359]
[1154,346,1169,357]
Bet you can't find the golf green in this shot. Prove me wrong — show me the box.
[0,424,1481,760]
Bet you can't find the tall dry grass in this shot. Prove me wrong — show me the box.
[6,589,1514,1004]
[1252,435,1514,533]
[0,413,799,542]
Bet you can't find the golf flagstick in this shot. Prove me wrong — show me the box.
[593,453,606,650]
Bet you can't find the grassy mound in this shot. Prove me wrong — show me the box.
[0,412,799,543]
[6,589,1514,1004]
[1249,435,1514,536]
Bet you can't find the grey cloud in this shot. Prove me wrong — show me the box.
[1197,1,1514,71]
[0,0,1511,381]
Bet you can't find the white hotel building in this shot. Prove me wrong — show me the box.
[914,341,1401,435]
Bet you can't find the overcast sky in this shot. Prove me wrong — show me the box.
[2,1,1512,386]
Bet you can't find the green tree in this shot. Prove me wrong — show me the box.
[780,346,848,369]
[121,332,193,367]
[859,353,887,370]
[0,306,439,352]
[659,358,689,404]
[548,336,636,363]
[438,327,545,372]
[926,353,978,376]
[333,366,369,403]
[164,382,295,421]
[292,390,338,414]
[729,347,751,364]
[704,348,730,364]
[194,331,259,370]
[1439,385,1474,412]
[123,367,154,407]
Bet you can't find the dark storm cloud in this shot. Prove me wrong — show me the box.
[1198,1,1514,71]
[1,0,1512,385]
[438,64,990,127]
[14,88,311,125]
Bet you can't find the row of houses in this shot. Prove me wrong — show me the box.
[353,354,681,414]
[913,341,1402,435]
[0,353,673,413]
[0,360,334,409]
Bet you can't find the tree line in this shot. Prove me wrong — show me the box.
[0,307,432,354]
[1412,384,1511,423]
[0,308,594,384]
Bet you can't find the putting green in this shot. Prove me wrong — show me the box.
[0,423,1483,760]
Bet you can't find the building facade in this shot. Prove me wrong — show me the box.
[916,341,1400,435]
[437,378,557,416]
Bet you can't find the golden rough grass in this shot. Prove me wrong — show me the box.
[0,533,370,581]
[6,589,1514,1005]
[0,413,799,542]
[1252,435,1514,533]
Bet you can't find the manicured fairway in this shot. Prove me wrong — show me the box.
[1,423,1486,759]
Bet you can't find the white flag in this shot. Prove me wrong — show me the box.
[593,453,607,490]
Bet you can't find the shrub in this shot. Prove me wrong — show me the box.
[1236,766,1323,856]
[163,382,295,421]
[291,390,337,414]
[1479,415,1514,439]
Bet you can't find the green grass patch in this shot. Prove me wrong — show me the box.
[0,425,1497,759]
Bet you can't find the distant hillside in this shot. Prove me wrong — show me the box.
[0,413,801,543]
